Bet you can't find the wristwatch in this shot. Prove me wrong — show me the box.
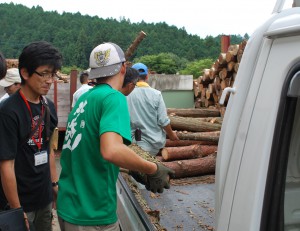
[52,182,58,187]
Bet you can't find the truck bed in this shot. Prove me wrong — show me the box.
[117,174,215,231]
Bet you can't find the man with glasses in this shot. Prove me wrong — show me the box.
[0,41,62,231]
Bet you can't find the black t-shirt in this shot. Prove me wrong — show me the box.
[0,90,58,212]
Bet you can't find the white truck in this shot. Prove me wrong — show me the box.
[117,0,300,230]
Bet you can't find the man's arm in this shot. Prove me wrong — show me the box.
[100,132,157,174]
[0,160,21,208]
[101,132,175,193]
[163,124,179,141]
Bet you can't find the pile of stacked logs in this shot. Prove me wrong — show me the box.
[156,108,222,179]
[193,40,247,108]
[6,59,18,68]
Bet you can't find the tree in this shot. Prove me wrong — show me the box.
[134,53,188,74]
[180,58,214,78]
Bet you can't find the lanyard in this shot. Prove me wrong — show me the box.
[19,91,44,151]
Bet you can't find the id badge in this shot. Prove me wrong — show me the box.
[34,151,48,166]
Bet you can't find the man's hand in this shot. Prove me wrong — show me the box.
[129,171,148,185]
[146,163,175,193]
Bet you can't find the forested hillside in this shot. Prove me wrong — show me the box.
[0,3,249,69]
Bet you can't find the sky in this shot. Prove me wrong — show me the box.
[0,0,294,37]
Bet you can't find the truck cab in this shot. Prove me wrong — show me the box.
[216,0,300,230]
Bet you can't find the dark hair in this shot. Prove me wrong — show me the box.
[122,67,139,88]
[18,41,62,84]
[0,52,7,80]
[79,72,89,84]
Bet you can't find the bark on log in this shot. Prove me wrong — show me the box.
[125,31,147,60]
[162,144,217,161]
[167,108,220,118]
[165,139,216,147]
[177,131,220,143]
[194,117,223,124]
[170,116,221,132]
[162,154,216,178]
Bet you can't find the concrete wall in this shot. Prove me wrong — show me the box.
[148,74,194,109]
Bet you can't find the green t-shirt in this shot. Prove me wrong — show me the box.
[57,84,131,225]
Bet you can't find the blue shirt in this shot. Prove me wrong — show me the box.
[127,82,170,155]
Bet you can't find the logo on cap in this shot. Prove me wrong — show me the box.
[94,49,111,67]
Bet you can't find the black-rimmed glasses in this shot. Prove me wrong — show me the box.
[34,70,59,80]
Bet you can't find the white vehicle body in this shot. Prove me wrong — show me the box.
[215,0,300,230]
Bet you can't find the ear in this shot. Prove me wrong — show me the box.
[20,68,30,80]
[120,64,126,75]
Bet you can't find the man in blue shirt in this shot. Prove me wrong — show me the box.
[127,63,179,156]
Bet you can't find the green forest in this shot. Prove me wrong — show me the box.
[0,3,249,77]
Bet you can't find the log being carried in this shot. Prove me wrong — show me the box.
[127,144,216,179]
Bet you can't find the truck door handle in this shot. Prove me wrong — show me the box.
[219,87,236,105]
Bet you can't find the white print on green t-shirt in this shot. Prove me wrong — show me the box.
[63,100,87,151]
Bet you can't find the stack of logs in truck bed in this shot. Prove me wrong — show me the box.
[158,107,222,180]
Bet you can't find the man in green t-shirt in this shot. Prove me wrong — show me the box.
[57,42,174,231]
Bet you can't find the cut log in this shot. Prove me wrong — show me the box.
[234,62,239,73]
[170,116,221,132]
[167,108,220,118]
[194,117,223,124]
[218,53,227,65]
[213,93,219,104]
[177,131,220,143]
[209,67,217,80]
[165,139,216,147]
[204,99,214,108]
[162,154,216,178]
[193,80,200,97]
[219,67,229,80]
[225,51,237,63]
[228,44,239,56]
[162,144,217,161]
[214,76,221,96]
[227,61,236,72]
[125,31,147,60]
[205,88,213,100]
[221,77,232,90]
[208,83,215,94]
